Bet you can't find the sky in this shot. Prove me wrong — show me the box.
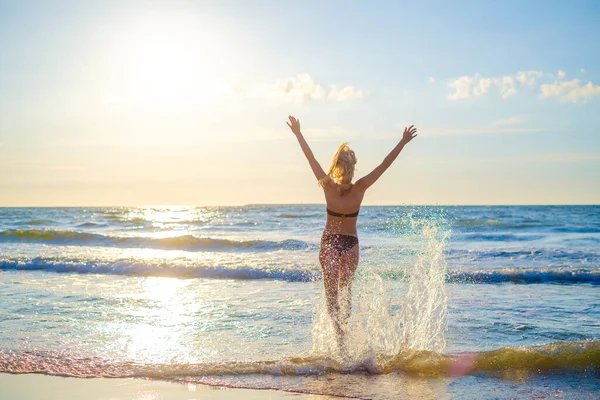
[1,0,599,206]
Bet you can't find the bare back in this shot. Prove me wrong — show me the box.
[322,184,365,235]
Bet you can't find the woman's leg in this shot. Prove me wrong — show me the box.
[338,245,359,324]
[319,241,359,352]
[319,246,345,346]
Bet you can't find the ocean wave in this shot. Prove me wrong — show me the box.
[0,341,597,379]
[0,258,320,281]
[75,222,108,228]
[553,226,600,234]
[0,257,597,284]
[448,248,599,262]
[277,213,321,219]
[17,219,56,226]
[381,268,600,284]
[445,269,600,284]
[360,218,555,231]
[103,215,153,226]
[453,220,555,230]
[455,219,501,226]
[0,229,314,252]
[459,233,546,242]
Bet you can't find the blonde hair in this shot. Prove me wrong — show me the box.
[318,143,357,194]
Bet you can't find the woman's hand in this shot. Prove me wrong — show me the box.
[286,115,302,136]
[401,125,417,144]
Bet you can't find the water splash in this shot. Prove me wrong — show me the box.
[399,223,449,353]
[310,218,450,364]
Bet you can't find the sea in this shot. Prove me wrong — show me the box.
[0,205,598,399]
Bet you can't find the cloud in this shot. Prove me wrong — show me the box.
[540,79,600,103]
[245,74,363,104]
[275,74,326,102]
[448,69,600,103]
[581,68,586,74]
[428,77,436,84]
[448,70,544,100]
[473,76,493,96]
[490,115,526,127]
[328,85,364,101]
[516,70,543,86]
[495,76,517,99]
[447,76,473,100]
[448,74,517,100]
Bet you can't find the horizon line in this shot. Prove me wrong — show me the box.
[0,203,598,208]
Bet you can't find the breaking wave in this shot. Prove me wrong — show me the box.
[0,257,597,284]
[1,341,597,379]
[0,229,314,252]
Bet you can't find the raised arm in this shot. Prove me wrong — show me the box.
[286,115,326,182]
[355,125,417,192]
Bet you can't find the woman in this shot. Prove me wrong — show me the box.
[286,115,417,349]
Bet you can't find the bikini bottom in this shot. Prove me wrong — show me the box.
[321,233,359,256]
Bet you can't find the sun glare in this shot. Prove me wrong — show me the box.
[107,13,233,109]
[132,34,198,103]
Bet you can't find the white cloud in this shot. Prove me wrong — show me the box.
[557,70,566,79]
[245,74,363,104]
[540,79,600,103]
[490,115,526,127]
[328,85,364,101]
[276,73,326,102]
[516,70,543,86]
[448,73,520,100]
[448,70,550,100]
[428,77,436,84]
[473,76,493,96]
[502,87,517,99]
[495,76,517,99]
[447,76,473,100]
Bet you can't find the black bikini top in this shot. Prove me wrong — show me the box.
[326,208,360,218]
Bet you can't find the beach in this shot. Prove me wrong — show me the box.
[0,374,342,399]
[0,205,598,399]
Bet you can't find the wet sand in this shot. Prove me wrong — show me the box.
[0,373,344,400]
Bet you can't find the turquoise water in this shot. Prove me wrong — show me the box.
[0,206,598,399]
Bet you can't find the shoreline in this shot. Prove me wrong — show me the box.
[0,373,346,400]
[1,204,598,208]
